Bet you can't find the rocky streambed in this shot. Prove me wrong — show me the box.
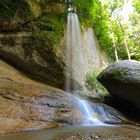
[0,60,84,133]
[54,126,140,140]
[0,60,131,134]
[0,126,140,140]
[97,60,140,122]
[0,59,140,138]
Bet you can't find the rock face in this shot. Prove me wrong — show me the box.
[0,32,65,88]
[97,60,140,109]
[0,0,109,93]
[0,1,108,90]
[0,60,83,134]
[0,0,42,32]
[0,0,64,32]
[0,0,66,89]
[0,60,128,133]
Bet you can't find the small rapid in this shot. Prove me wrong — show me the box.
[68,93,112,125]
[77,99,104,125]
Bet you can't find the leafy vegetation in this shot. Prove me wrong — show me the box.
[86,69,109,96]
[74,0,140,61]
[74,0,140,92]
[132,0,140,13]
[73,0,101,27]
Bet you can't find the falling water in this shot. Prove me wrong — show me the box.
[69,94,108,125]
[66,12,84,92]
[65,12,107,125]
[83,28,108,71]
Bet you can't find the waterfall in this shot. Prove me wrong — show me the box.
[83,28,108,71]
[66,13,84,92]
[68,93,110,125]
[65,13,108,92]
[75,98,104,125]
[65,12,106,125]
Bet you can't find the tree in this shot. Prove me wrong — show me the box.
[110,31,119,61]
[116,15,131,60]
[132,0,140,13]
[74,0,140,61]
[128,12,140,60]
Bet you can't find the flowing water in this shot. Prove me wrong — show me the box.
[1,126,140,140]
[65,12,108,125]
[66,12,84,92]
[82,28,108,71]
[70,95,105,125]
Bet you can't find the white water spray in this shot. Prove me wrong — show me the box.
[66,13,84,92]
[65,12,107,125]
[78,99,104,125]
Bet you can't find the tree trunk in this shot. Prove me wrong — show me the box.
[124,38,131,60]
[112,34,119,62]
[116,17,131,60]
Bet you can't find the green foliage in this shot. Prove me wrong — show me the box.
[34,31,58,46]
[106,0,125,13]
[86,69,109,96]
[74,0,140,61]
[73,0,101,27]
[129,12,140,60]
[73,0,115,59]
[39,14,64,33]
[132,0,140,13]
[110,17,129,60]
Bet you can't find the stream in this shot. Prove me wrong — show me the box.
[0,125,140,140]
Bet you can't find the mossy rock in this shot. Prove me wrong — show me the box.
[23,13,65,47]
[98,60,140,109]
[0,0,42,31]
[0,11,66,88]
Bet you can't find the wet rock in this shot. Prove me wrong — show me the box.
[0,60,83,134]
[0,60,132,133]
[98,60,140,109]
[54,126,140,140]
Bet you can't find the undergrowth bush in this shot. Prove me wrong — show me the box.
[86,68,109,96]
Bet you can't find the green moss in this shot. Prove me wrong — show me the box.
[0,0,32,20]
[32,13,65,48]
[38,14,64,32]
[73,0,101,28]
[34,31,58,47]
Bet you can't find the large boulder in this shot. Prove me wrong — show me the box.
[97,60,140,109]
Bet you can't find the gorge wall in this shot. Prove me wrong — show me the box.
[0,0,108,89]
[0,0,66,88]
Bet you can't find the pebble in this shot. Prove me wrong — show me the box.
[95,136,99,139]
